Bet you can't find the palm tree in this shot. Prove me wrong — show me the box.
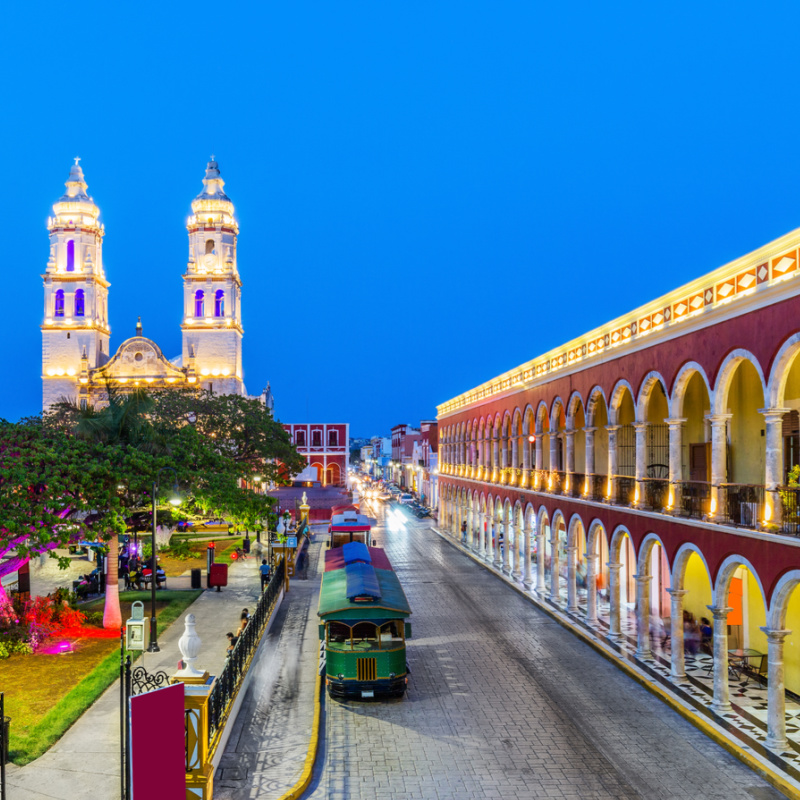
[62,388,164,629]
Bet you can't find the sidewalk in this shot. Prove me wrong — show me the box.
[432,524,800,798]
[5,559,264,800]
[213,534,325,799]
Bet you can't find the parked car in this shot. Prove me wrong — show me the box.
[398,494,415,505]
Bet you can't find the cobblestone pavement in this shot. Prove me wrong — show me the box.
[305,502,787,800]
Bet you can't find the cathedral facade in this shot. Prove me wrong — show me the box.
[41,159,271,410]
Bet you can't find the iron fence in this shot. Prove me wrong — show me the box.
[569,472,585,498]
[643,478,669,511]
[673,481,712,520]
[588,473,607,501]
[207,558,285,749]
[718,484,764,528]
[614,476,636,507]
[780,486,800,535]
[550,471,565,495]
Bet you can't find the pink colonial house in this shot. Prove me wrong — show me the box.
[282,423,350,487]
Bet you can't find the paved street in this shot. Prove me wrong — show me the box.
[304,503,787,800]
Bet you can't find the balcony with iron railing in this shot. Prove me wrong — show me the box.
[440,459,800,539]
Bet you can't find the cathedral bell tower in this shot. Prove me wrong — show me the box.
[181,158,244,395]
[41,160,110,409]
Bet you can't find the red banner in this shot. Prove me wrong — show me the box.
[130,681,186,799]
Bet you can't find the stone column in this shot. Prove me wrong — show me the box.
[666,418,686,511]
[493,437,500,479]
[536,526,547,596]
[634,422,648,508]
[467,505,474,548]
[565,429,576,476]
[760,627,792,751]
[607,562,622,641]
[585,552,598,626]
[486,511,496,564]
[634,573,652,659]
[503,515,512,575]
[478,511,487,557]
[511,435,519,472]
[708,414,731,518]
[708,605,733,713]
[549,527,560,603]
[512,516,523,581]
[494,509,503,569]
[535,432,543,474]
[761,408,789,527]
[523,520,533,589]
[567,545,578,613]
[550,432,559,475]
[606,425,620,500]
[584,426,597,488]
[667,588,687,679]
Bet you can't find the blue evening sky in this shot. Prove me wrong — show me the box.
[3,2,800,437]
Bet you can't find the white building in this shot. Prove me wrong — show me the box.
[41,159,269,410]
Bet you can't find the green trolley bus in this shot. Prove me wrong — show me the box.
[318,541,412,699]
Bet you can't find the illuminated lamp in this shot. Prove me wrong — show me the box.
[79,378,88,384]
[185,317,193,325]
[45,317,52,324]
[528,435,535,443]
[56,367,65,376]
[187,377,197,384]
[145,378,154,383]
[211,368,220,376]
[204,317,213,324]
[221,369,230,376]
[134,381,140,386]
[166,378,177,384]
[201,368,210,376]
[66,368,76,376]
[226,319,232,326]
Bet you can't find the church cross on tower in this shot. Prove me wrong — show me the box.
[74,156,81,166]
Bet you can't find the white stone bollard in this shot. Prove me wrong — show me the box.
[175,613,205,679]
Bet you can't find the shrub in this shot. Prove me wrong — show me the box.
[0,640,33,659]
[84,611,104,628]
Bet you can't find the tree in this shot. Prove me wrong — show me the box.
[1,387,304,629]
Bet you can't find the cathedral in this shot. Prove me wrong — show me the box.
[41,158,273,411]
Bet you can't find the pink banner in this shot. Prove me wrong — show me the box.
[130,681,186,799]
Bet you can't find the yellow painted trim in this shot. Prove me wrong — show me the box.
[274,674,322,800]
[430,525,800,800]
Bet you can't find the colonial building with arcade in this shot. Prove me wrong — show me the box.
[41,159,272,410]
[282,423,349,487]
[437,222,800,754]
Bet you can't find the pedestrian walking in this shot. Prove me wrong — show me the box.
[461,520,467,542]
[259,558,271,590]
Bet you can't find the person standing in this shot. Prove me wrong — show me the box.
[259,558,271,590]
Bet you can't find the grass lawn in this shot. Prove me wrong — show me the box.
[3,589,201,765]
[157,536,247,576]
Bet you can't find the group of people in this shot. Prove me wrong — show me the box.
[225,607,251,656]
[122,556,166,591]
[647,610,713,655]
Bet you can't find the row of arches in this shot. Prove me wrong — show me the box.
[439,481,800,752]
[194,289,225,318]
[440,345,800,527]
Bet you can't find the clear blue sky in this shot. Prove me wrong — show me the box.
[4,2,800,437]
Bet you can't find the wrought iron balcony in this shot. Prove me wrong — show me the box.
[672,481,712,520]
[717,483,765,528]
[614,475,636,507]
[642,478,669,512]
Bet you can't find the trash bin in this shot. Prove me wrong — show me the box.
[190,568,202,590]
[2,716,9,765]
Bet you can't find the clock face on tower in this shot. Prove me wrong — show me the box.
[203,253,216,269]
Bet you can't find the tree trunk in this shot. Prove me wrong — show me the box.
[103,533,122,630]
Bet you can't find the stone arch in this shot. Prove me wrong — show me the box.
[636,371,670,422]
[767,332,800,409]
[535,401,549,433]
[637,532,665,574]
[713,348,767,416]
[566,391,585,428]
[609,524,632,561]
[670,361,713,418]
[550,396,566,431]
[768,569,800,629]
[522,404,536,435]
[586,385,609,426]
[670,542,712,591]
[714,553,768,609]
[608,379,636,425]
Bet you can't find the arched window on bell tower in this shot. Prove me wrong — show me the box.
[66,240,75,272]
[215,290,225,317]
[205,239,215,254]
[74,289,85,317]
[55,289,65,317]
[195,290,205,317]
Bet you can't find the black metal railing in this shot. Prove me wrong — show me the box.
[614,476,636,507]
[568,472,585,498]
[643,478,669,512]
[673,481,712,520]
[718,484,764,527]
[780,486,800,534]
[207,558,285,748]
[533,469,547,491]
[589,473,607,502]
[550,471,566,494]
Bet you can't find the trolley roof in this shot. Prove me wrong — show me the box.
[318,563,412,620]
[325,545,392,572]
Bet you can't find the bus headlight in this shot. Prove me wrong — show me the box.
[390,672,396,679]
[338,673,344,680]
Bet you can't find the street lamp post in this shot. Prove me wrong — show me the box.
[148,467,182,653]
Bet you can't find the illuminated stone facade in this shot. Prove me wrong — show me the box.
[41,159,254,410]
